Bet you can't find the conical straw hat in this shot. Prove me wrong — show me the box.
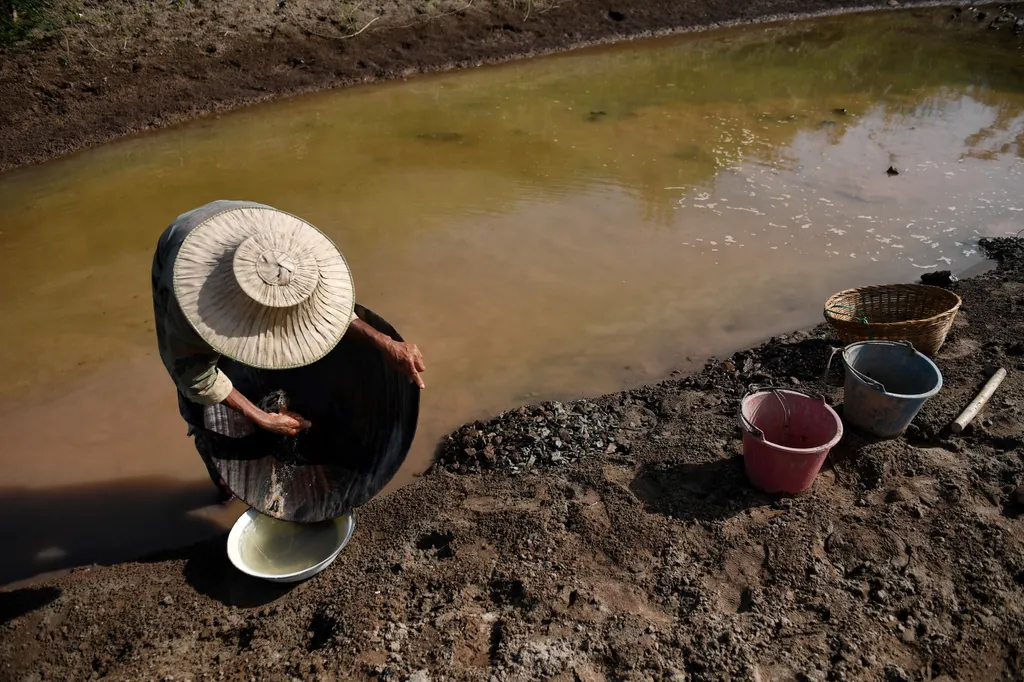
[173,205,355,370]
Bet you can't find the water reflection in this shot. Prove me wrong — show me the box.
[0,7,1022,581]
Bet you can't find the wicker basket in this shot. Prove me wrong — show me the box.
[823,284,962,357]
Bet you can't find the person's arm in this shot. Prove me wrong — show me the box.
[157,295,311,435]
[223,388,311,436]
[345,317,426,389]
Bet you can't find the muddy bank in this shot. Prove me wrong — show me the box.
[5,0,1014,173]
[2,242,1023,681]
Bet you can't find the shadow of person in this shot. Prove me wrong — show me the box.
[171,535,297,608]
[0,586,61,625]
[0,477,229,586]
[629,455,774,522]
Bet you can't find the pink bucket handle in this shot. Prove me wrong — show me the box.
[738,385,826,441]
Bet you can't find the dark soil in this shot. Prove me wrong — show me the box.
[0,0,988,173]
[3,243,1023,681]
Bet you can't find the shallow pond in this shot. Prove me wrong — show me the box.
[1,6,1022,583]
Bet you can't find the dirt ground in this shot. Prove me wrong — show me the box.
[2,240,1023,680]
[0,0,982,173]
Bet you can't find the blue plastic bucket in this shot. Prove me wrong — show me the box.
[842,341,942,438]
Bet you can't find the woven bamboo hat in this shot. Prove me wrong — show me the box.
[173,205,355,370]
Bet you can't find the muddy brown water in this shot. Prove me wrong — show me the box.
[1,8,1022,585]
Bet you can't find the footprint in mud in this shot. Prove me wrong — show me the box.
[218,623,256,652]
[938,337,980,360]
[824,525,909,570]
[708,544,767,613]
[489,578,528,608]
[486,619,506,666]
[307,607,339,652]
[416,530,456,559]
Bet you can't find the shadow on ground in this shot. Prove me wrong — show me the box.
[0,477,229,586]
[142,537,298,608]
[629,455,774,521]
[0,586,61,625]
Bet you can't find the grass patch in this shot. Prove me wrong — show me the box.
[1,0,55,45]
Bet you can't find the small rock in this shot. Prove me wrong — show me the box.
[884,665,911,682]
[161,595,174,606]
[920,270,957,288]
[848,583,870,599]
[885,488,909,504]
[886,165,899,176]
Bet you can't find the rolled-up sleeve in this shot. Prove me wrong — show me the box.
[158,294,235,405]
[174,352,234,405]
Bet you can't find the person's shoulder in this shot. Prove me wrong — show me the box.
[157,200,231,247]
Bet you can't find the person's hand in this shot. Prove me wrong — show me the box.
[254,409,311,436]
[384,340,426,389]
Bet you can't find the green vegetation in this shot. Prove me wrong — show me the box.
[1,0,51,44]
[0,0,84,46]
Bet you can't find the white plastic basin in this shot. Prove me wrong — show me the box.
[226,507,355,583]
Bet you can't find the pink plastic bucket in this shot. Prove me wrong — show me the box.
[738,388,843,494]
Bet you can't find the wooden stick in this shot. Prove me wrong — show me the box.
[951,368,1007,433]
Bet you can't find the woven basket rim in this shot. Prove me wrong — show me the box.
[823,283,962,327]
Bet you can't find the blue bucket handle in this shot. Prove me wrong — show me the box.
[739,385,825,441]
[842,340,917,394]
